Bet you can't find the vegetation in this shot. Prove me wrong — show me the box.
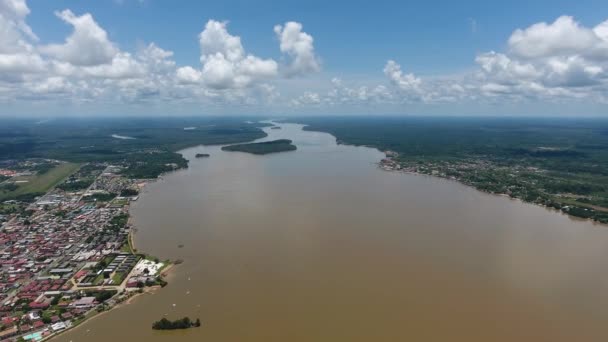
[84,192,117,202]
[0,162,80,201]
[221,139,296,155]
[56,179,92,191]
[106,213,129,233]
[120,188,139,196]
[152,317,201,330]
[296,116,608,224]
[0,117,267,180]
[83,290,117,303]
[56,163,105,191]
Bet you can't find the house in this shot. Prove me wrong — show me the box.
[0,326,18,340]
[51,321,67,331]
[71,296,97,309]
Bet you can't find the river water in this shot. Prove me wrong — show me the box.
[56,122,608,341]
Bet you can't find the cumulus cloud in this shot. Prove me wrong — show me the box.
[0,1,327,110]
[274,22,320,76]
[41,10,118,66]
[0,0,45,81]
[0,0,36,43]
[291,77,395,108]
[474,15,608,100]
[3,1,607,113]
[197,20,278,89]
[176,66,202,84]
[383,60,422,93]
[508,16,607,59]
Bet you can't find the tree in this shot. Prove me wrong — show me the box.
[151,317,196,330]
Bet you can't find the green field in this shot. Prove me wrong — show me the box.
[0,163,80,201]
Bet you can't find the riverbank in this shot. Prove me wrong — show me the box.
[292,118,608,225]
[43,279,173,342]
[41,124,276,342]
[38,180,177,342]
[44,121,608,342]
[378,153,608,226]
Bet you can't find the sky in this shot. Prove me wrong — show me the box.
[1,0,608,117]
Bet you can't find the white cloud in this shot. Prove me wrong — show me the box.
[199,20,244,63]
[508,16,607,59]
[474,16,608,100]
[3,1,607,114]
[0,0,44,80]
[383,60,422,93]
[0,0,36,42]
[0,52,44,73]
[176,66,202,84]
[274,22,320,76]
[0,2,326,110]
[197,20,278,89]
[40,9,118,66]
[137,43,175,72]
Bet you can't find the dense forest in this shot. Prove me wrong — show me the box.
[221,139,297,155]
[0,117,267,179]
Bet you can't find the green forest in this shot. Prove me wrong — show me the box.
[221,139,297,155]
[0,117,267,179]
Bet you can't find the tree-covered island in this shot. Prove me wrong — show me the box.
[152,317,201,330]
[221,139,297,155]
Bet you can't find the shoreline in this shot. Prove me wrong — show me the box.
[32,120,608,342]
[3,123,273,342]
[297,120,608,226]
[42,280,171,342]
[377,156,608,227]
[43,180,177,342]
[43,235,178,342]
[43,126,272,341]
[297,122,608,226]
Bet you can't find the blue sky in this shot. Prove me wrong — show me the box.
[1,0,608,116]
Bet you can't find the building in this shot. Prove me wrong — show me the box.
[71,296,97,309]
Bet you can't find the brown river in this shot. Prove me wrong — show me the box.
[55,122,608,342]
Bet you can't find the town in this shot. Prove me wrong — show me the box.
[0,161,168,341]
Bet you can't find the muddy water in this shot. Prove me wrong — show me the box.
[55,123,608,341]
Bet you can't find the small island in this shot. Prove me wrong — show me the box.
[152,317,201,330]
[221,139,297,155]
[195,153,210,158]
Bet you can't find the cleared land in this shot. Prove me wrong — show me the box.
[0,162,80,201]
